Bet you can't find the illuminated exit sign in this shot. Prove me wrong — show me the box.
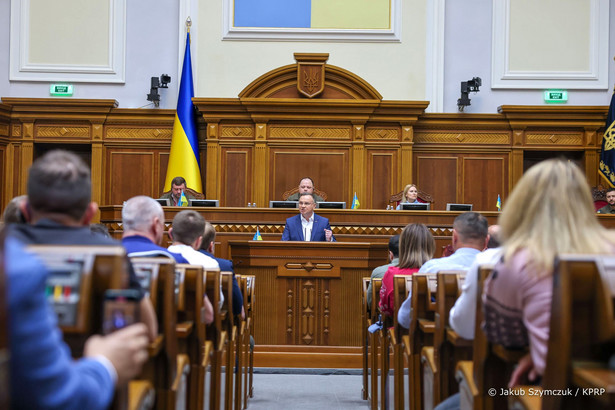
[544,90,567,103]
[50,83,73,96]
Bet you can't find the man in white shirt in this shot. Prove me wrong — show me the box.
[167,210,223,306]
[281,193,334,242]
[397,212,489,329]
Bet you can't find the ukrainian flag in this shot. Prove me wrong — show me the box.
[164,31,202,193]
[496,194,501,211]
[351,192,360,209]
[178,191,189,207]
[252,227,263,241]
[599,92,615,187]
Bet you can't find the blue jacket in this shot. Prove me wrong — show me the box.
[7,238,114,409]
[199,250,244,316]
[281,213,335,242]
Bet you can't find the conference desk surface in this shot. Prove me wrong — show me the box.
[100,206,615,259]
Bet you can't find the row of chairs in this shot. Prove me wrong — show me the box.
[21,245,255,410]
[363,254,615,409]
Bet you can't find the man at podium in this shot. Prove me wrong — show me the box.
[281,193,335,242]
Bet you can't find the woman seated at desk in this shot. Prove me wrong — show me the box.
[396,184,420,210]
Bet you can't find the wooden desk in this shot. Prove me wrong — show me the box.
[229,240,388,368]
[100,207,493,258]
[100,206,615,260]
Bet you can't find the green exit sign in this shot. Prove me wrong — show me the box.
[544,90,567,103]
[50,83,73,96]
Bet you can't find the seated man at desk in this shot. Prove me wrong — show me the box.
[285,177,325,202]
[282,193,335,242]
[160,176,195,206]
[597,187,615,214]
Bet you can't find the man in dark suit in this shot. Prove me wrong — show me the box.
[281,193,335,242]
[160,176,195,206]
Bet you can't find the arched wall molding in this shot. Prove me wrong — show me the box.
[238,54,383,100]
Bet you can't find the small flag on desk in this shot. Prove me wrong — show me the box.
[252,227,262,241]
[496,194,501,211]
[351,192,360,209]
[178,191,189,207]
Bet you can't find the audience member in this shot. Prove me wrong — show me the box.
[285,177,324,202]
[90,223,111,238]
[379,224,434,316]
[395,184,420,209]
[1,195,27,224]
[486,224,501,248]
[6,150,157,341]
[160,176,195,206]
[121,195,188,263]
[200,221,244,317]
[483,159,615,387]
[281,193,334,242]
[397,211,488,329]
[366,235,399,308]
[596,187,615,214]
[5,230,149,409]
[167,210,223,308]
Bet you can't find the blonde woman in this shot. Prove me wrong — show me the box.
[396,184,420,210]
[482,159,615,387]
[379,223,435,316]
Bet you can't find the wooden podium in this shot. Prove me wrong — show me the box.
[229,240,388,368]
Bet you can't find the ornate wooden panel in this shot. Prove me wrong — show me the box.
[221,148,251,207]
[270,149,349,203]
[415,156,459,210]
[367,150,398,210]
[462,156,508,211]
[106,150,156,204]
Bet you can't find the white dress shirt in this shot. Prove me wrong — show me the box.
[301,214,314,241]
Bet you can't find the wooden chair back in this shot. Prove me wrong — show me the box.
[282,187,328,201]
[423,271,470,408]
[129,257,184,409]
[0,241,9,410]
[368,277,383,410]
[539,255,615,409]
[361,277,371,401]
[27,245,127,353]
[392,275,413,409]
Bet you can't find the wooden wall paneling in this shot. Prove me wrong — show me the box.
[107,151,155,204]
[253,123,268,207]
[270,149,349,203]
[0,146,5,211]
[367,149,398,210]
[159,152,169,196]
[221,147,251,207]
[351,124,366,208]
[414,155,459,210]
[462,156,508,212]
[205,123,220,202]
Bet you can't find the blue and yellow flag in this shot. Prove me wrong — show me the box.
[599,92,615,187]
[351,192,360,209]
[252,227,262,241]
[178,191,189,207]
[164,31,202,193]
[496,194,501,211]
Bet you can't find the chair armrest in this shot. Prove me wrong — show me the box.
[147,335,164,357]
[421,346,436,372]
[176,321,194,338]
[446,328,472,347]
[455,360,477,396]
[128,380,156,410]
[418,319,435,332]
[171,354,191,392]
